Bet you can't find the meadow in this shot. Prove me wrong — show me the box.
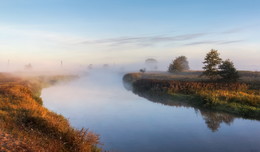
[123,71,260,119]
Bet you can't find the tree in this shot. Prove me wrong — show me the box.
[202,49,222,80]
[145,58,158,70]
[218,59,239,82]
[168,56,190,72]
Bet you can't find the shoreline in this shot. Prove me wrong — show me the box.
[123,72,260,120]
[0,73,101,152]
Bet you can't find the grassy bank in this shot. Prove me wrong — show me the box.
[0,73,100,152]
[123,71,260,119]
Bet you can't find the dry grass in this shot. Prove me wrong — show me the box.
[126,71,260,119]
[124,71,204,82]
[0,73,101,152]
[125,70,260,83]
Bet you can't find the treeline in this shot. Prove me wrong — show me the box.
[168,49,240,82]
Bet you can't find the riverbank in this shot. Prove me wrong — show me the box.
[0,73,100,152]
[123,71,260,119]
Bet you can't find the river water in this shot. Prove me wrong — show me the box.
[41,71,260,152]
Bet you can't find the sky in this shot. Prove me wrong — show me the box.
[0,0,259,71]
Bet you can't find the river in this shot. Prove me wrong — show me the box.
[41,70,260,152]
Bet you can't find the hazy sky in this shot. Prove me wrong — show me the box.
[0,0,259,70]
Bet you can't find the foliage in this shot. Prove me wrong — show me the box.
[218,59,239,82]
[168,56,190,73]
[202,49,222,80]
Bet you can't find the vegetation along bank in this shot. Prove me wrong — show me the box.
[0,73,101,152]
[125,49,260,120]
[124,71,260,120]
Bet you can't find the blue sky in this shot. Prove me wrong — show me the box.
[0,0,259,70]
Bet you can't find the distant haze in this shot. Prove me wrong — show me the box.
[0,0,259,71]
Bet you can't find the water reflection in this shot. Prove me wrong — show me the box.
[201,111,234,132]
[124,81,235,132]
[42,72,260,152]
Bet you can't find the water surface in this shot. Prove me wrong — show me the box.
[42,71,260,152]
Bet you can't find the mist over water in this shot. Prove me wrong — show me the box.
[42,70,260,152]
[0,59,169,78]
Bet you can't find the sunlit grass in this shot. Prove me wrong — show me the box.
[126,71,260,119]
[0,73,100,152]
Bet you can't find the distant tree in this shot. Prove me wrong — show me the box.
[202,49,222,80]
[218,59,239,82]
[24,63,32,70]
[168,56,190,73]
[145,58,157,64]
[145,58,158,70]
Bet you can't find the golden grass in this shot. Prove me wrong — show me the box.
[125,71,260,83]
[127,72,260,119]
[0,73,100,152]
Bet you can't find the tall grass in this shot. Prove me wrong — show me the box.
[0,74,101,152]
[131,78,260,119]
[133,79,248,93]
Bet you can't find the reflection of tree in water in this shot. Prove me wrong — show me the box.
[123,81,235,132]
[200,110,234,132]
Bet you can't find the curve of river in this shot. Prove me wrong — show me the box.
[41,71,260,152]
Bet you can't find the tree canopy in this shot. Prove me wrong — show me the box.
[168,56,190,72]
[202,49,222,80]
[218,59,239,82]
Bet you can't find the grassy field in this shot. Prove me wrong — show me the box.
[0,73,101,152]
[124,71,260,83]
[123,71,260,119]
